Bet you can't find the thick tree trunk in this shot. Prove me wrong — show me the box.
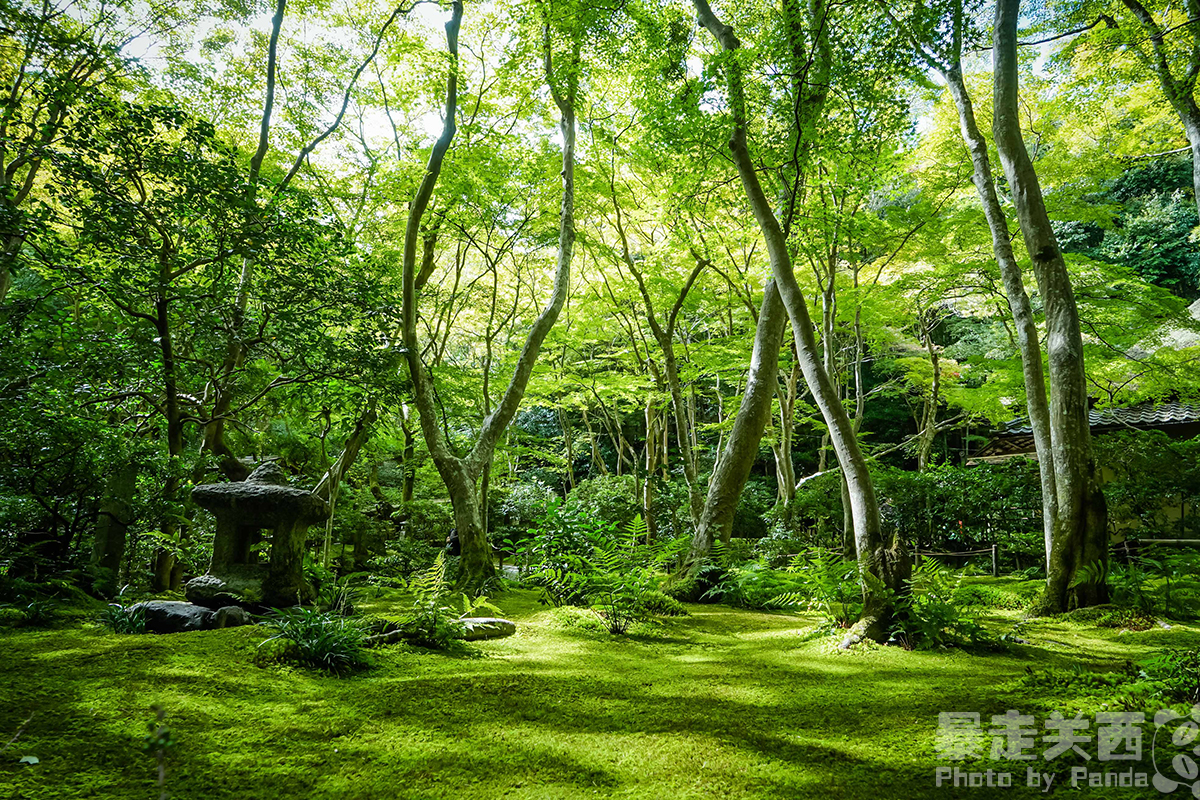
[90,461,137,597]
[993,0,1108,612]
[694,0,906,646]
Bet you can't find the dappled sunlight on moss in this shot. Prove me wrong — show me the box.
[0,584,1197,798]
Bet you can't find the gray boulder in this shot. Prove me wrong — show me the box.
[184,575,245,609]
[213,605,251,629]
[460,617,517,641]
[130,601,215,634]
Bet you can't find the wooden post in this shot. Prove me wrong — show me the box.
[991,543,998,577]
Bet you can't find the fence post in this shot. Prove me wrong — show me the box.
[991,544,998,577]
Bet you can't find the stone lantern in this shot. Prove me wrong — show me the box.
[189,462,330,606]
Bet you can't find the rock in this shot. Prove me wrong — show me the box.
[184,575,243,609]
[1159,620,1173,630]
[130,601,215,634]
[460,617,516,641]
[214,605,251,628]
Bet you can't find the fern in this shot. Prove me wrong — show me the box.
[401,554,507,648]
[1071,559,1108,589]
[624,513,649,544]
[765,591,807,609]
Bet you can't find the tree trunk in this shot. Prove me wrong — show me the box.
[90,461,137,597]
[558,407,576,490]
[941,64,1057,562]
[644,396,659,539]
[400,4,576,592]
[694,0,906,646]
[771,363,799,510]
[993,0,1108,611]
[685,281,787,571]
[1117,0,1200,223]
[152,290,185,592]
[614,207,707,525]
[916,326,940,471]
[400,405,416,504]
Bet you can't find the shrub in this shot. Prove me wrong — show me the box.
[1075,546,1200,619]
[491,478,559,544]
[584,516,671,634]
[731,480,775,540]
[777,548,862,627]
[395,500,454,544]
[1095,607,1157,630]
[2,596,57,627]
[1141,647,1200,704]
[754,527,811,568]
[705,560,806,611]
[638,590,688,617]
[366,538,441,581]
[562,475,641,532]
[516,499,612,606]
[952,583,1028,611]
[259,607,368,674]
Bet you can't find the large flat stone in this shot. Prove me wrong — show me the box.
[460,617,516,641]
[129,601,215,634]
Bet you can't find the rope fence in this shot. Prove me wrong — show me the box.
[915,544,999,577]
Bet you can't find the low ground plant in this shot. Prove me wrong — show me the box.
[402,552,501,649]
[258,607,368,674]
[891,561,988,649]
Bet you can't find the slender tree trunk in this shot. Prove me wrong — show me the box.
[993,0,1108,611]
[694,0,906,646]
[644,396,658,539]
[1117,0,1200,223]
[916,326,940,471]
[580,406,608,476]
[400,4,576,591]
[941,65,1057,562]
[685,281,787,573]
[1183,111,1200,224]
[771,363,799,511]
[558,407,576,490]
[153,294,185,592]
[614,205,707,525]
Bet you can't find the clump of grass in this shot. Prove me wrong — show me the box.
[258,607,368,674]
[1,596,58,628]
[99,601,146,634]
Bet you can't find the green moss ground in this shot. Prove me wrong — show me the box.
[0,581,1195,799]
